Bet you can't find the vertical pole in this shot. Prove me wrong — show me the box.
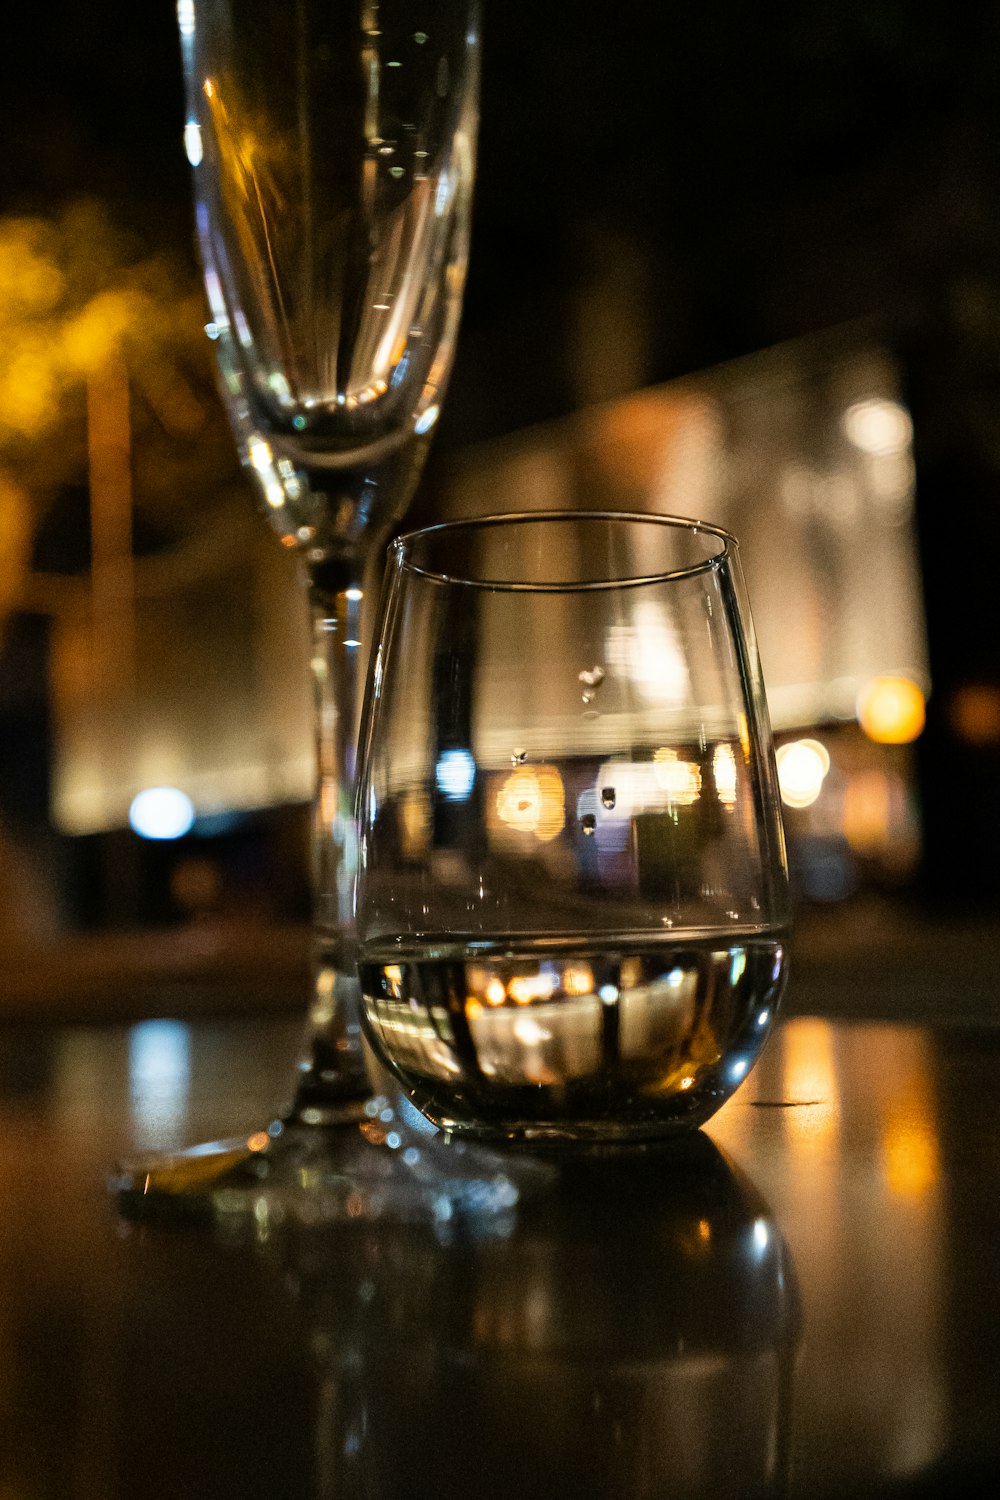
[87,353,134,825]
[88,353,135,696]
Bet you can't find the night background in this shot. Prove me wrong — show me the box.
[2,0,1000,940]
[1,11,1000,1495]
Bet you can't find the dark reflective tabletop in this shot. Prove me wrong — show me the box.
[1,996,999,1498]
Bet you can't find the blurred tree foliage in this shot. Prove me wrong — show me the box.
[0,198,242,633]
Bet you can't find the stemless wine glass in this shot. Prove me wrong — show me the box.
[356,512,791,1142]
[115,0,541,1225]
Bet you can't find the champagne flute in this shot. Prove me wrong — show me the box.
[115,0,542,1224]
[356,512,790,1141]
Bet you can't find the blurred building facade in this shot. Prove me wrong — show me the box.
[0,317,934,935]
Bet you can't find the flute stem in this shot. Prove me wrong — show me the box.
[288,555,374,1122]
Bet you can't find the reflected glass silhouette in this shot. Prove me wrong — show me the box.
[261,1133,800,1499]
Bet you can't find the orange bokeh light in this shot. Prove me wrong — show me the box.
[857,676,926,745]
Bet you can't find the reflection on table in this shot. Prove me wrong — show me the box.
[0,1008,996,1497]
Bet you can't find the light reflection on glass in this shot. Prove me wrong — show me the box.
[128,1019,192,1150]
[652,747,702,805]
[492,765,565,842]
[605,600,690,703]
[436,748,476,801]
[713,742,738,804]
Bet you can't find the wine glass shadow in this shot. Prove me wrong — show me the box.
[263,1132,801,1500]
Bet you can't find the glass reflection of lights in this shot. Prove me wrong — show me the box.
[857,675,926,745]
[842,398,913,456]
[249,436,271,471]
[775,739,830,809]
[507,972,559,1005]
[494,765,565,842]
[414,403,440,435]
[563,966,595,997]
[436,749,476,801]
[713,742,738,804]
[128,1019,192,1150]
[129,787,196,840]
[652,748,702,804]
[606,601,690,703]
[593,758,703,834]
[183,119,203,167]
[512,1016,551,1047]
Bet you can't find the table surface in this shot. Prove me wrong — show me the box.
[3,948,1000,1500]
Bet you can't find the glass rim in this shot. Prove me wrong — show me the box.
[390,509,739,592]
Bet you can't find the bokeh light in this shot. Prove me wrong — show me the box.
[128,786,196,840]
[857,676,925,745]
[435,749,476,801]
[775,739,830,809]
[842,398,913,456]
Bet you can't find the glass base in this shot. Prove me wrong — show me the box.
[111,1095,555,1235]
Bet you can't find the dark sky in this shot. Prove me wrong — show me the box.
[5,2,1000,445]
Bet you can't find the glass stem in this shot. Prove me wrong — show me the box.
[288,552,376,1123]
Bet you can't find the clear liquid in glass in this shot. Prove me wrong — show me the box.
[360,933,787,1143]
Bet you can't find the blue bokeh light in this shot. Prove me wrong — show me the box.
[129,787,196,841]
[436,749,476,801]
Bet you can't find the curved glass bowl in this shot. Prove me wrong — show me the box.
[356,511,791,1143]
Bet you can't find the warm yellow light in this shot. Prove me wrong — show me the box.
[679,1075,694,1090]
[507,973,557,1005]
[775,738,830,809]
[513,1016,550,1046]
[493,766,565,843]
[883,1119,940,1200]
[857,676,925,745]
[842,398,912,456]
[562,966,594,997]
[712,742,738,805]
[246,1131,270,1153]
[485,979,506,1007]
[398,791,430,858]
[780,1017,840,1148]
[652,748,701,805]
[842,771,892,854]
